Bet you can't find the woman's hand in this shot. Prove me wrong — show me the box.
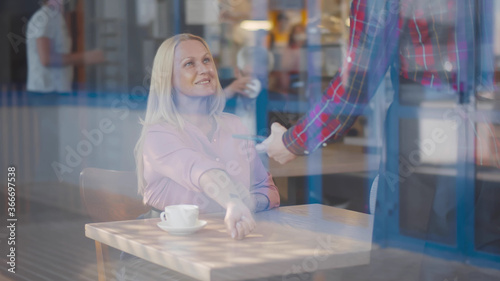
[199,170,257,239]
[224,199,256,240]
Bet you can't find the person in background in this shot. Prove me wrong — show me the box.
[257,0,496,166]
[222,46,274,134]
[257,0,499,279]
[26,0,105,94]
[268,12,290,49]
[25,0,105,182]
[278,23,308,95]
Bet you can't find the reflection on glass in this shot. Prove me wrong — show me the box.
[398,118,457,246]
[475,122,500,254]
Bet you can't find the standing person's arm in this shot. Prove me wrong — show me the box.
[258,0,401,163]
[36,37,105,67]
[222,76,253,99]
[28,6,105,67]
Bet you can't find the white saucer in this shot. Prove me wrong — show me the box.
[157,220,207,236]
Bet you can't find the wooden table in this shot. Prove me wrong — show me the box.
[86,204,373,281]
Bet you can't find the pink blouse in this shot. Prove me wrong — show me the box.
[142,113,280,213]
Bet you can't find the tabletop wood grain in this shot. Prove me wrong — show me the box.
[86,204,373,281]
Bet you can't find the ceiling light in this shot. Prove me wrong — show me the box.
[240,20,272,31]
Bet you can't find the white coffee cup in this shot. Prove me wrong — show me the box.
[160,204,199,228]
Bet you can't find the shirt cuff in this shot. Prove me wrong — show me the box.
[282,129,308,155]
[252,192,270,212]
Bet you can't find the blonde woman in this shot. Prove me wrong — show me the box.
[135,34,280,241]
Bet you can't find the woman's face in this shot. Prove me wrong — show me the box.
[172,40,217,98]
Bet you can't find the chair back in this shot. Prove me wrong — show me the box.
[80,168,149,222]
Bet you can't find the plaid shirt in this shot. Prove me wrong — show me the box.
[283,0,493,155]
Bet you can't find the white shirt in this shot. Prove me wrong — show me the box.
[26,5,73,93]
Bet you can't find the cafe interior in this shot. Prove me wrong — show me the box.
[1,0,499,280]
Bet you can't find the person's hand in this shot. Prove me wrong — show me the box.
[223,77,253,98]
[83,49,106,65]
[256,122,297,164]
[224,199,256,240]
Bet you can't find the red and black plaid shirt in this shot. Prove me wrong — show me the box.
[283,0,491,155]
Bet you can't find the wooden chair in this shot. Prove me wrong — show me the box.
[80,167,149,281]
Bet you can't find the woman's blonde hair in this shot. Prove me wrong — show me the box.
[134,33,225,195]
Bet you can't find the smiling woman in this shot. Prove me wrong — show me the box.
[122,33,280,281]
[134,34,280,240]
[119,33,281,280]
